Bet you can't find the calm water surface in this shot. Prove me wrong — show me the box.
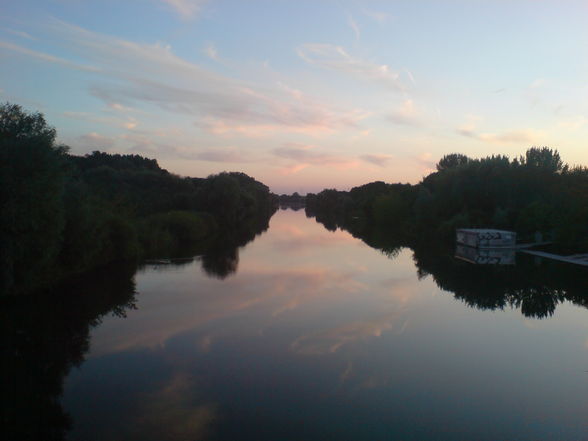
[60,209,588,440]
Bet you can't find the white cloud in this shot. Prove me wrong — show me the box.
[297,43,404,91]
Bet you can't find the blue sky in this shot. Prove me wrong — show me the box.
[2,0,588,193]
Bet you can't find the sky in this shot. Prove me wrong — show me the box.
[1,0,588,193]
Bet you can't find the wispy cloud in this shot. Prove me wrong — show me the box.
[362,8,391,24]
[162,0,208,20]
[0,40,99,72]
[193,147,254,163]
[347,13,360,41]
[387,99,421,126]
[76,132,116,149]
[119,132,254,163]
[414,152,436,174]
[557,116,587,130]
[1,28,35,40]
[63,110,138,130]
[297,43,404,91]
[404,69,416,87]
[274,143,360,173]
[360,153,393,167]
[456,114,544,145]
[279,163,310,175]
[4,20,364,138]
[525,78,547,108]
[203,42,219,61]
[291,312,402,355]
[457,123,544,144]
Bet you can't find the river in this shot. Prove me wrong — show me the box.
[4,208,588,440]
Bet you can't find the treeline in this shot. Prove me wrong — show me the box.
[278,192,306,210]
[306,148,588,249]
[0,103,277,296]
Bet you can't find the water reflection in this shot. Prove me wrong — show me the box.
[6,210,588,440]
[455,244,516,265]
[0,263,137,441]
[200,212,272,279]
[310,214,588,319]
[141,211,272,279]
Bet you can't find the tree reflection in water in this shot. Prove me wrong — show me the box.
[0,263,138,441]
[310,214,588,319]
[200,212,272,279]
[0,211,273,440]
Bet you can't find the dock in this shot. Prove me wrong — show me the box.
[455,228,588,267]
[520,250,588,267]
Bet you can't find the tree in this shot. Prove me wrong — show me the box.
[0,102,57,145]
[521,147,565,173]
[0,103,68,294]
[436,153,470,172]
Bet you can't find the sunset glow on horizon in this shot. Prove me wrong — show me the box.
[2,0,588,193]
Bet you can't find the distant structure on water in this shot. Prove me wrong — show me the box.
[456,229,517,249]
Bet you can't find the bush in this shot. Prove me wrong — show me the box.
[139,211,217,257]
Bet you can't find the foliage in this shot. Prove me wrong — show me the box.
[307,147,588,249]
[0,103,68,294]
[520,146,565,173]
[1,103,277,296]
[436,153,470,171]
[138,211,216,258]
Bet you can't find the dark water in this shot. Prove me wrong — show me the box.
[4,209,588,440]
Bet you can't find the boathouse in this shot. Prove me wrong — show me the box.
[456,228,516,248]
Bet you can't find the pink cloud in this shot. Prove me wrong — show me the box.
[7,20,365,138]
[274,143,360,172]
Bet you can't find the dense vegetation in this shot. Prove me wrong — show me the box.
[306,149,588,249]
[0,103,277,296]
[277,192,306,210]
[305,148,588,317]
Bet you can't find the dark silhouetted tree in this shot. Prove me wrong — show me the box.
[436,153,470,171]
[0,103,68,295]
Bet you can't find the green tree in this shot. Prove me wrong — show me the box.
[0,103,68,294]
[521,147,565,173]
[0,102,57,145]
[436,153,470,172]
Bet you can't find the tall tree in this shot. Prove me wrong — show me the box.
[436,153,470,172]
[0,103,68,294]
